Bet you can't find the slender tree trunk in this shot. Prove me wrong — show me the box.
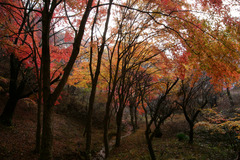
[129,105,135,132]
[35,89,42,153]
[115,107,124,147]
[85,106,93,159]
[145,131,156,160]
[85,80,98,159]
[86,1,113,158]
[103,99,111,158]
[34,57,42,153]
[143,99,156,160]
[134,106,138,129]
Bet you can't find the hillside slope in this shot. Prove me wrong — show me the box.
[0,95,103,160]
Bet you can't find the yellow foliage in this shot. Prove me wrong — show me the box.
[195,120,240,139]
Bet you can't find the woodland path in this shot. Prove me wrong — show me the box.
[92,123,133,160]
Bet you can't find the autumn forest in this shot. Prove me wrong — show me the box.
[0,0,240,159]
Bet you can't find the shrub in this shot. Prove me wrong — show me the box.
[195,120,240,151]
[177,132,189,141]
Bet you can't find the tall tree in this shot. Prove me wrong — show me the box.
[101,2,163,155]
[39,0,95,159]
[84,0,113,159]
[176,75,213,143]
[140,77,178,160]
[0,0,41,126]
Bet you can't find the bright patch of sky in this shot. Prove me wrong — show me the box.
[187,0,240,18]
[223,0,240,18]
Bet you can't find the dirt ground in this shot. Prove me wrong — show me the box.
[0,95,89,160]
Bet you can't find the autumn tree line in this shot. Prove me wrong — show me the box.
[0,0,239,159]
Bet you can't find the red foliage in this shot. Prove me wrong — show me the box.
[200,0,222,7]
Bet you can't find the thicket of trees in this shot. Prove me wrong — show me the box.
[0,0,239,159]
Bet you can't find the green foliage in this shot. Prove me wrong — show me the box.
[177,132,189,141]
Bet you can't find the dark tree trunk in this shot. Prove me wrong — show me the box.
[34,59,42,153]
[40,1,52,159]
[145,131,156,160]
[85,1,113,158]
[85,107,93,159]
[0,54,21,126]
[35,89,42,153]
[129,105,135,132]
[0,1,30,126]
[227,87,234,107]
[189,123,194,144]
[134,106,138,129]
[39,0,95,159]
[103,91,116,158]
[0,96,18,126]
[103,101,110,158]
[143,101,156,160]
[40,102,53,160]
[154,127,162,138]
[115,107,124,147]
[85,80,97,159]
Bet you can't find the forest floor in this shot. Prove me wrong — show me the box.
[0,94,238,160]
[108,114,237,160]
[0,95,104,160]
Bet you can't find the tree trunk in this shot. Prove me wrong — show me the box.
[189,123,194,144]
[154,126,162,138]
[35,60,42,153]
[134,106,138,129]
[129,105,135,132]
[40,2,52,158]
[145,131,156,160]
[0,96,18,126]
[38,0,96,159]
[40,102,53,160]
[227,87,234,107]
[85,81,98,159]
[103,106,110,158]
[115,108,124,147]
[85,1,113,158]
[85,109,93,159]
[0,2,29,126]
[103,98,110,159]
[35,90,42,153]
[0,54,21,126]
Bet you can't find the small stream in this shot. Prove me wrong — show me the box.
[92,124,133,160]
